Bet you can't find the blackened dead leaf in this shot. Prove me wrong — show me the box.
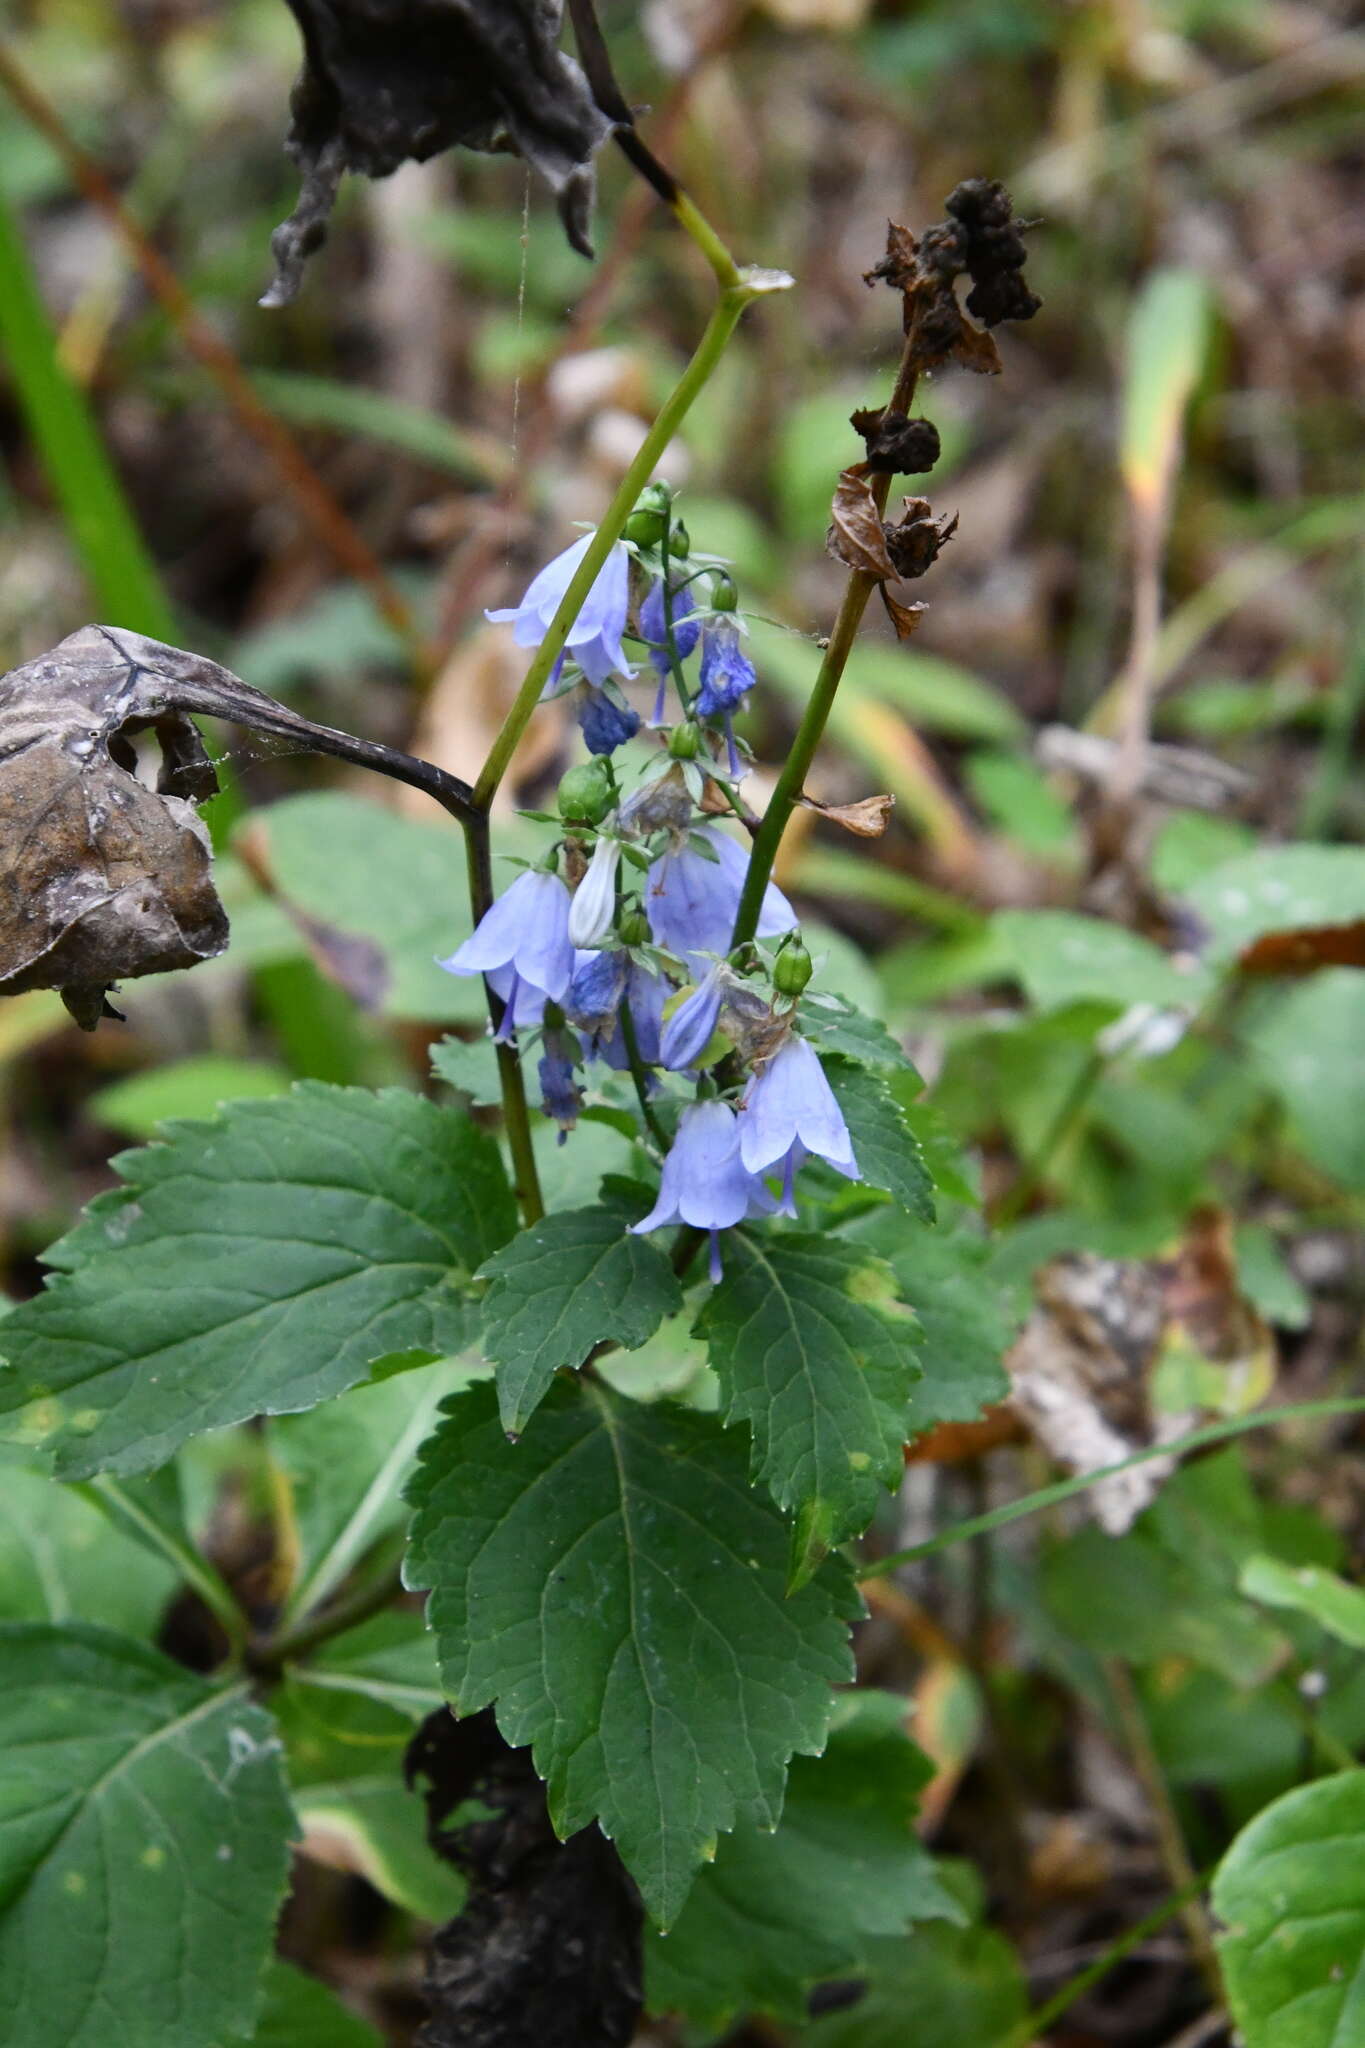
[265,0,616,306]
[407,1707,643,2048]
[883,499,958,582]
[849,407,941,476]
[800,791,895,838]
[827,465,897,579]
[945,177,1042,329]
[0,629,228,1029]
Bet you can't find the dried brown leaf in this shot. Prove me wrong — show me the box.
[0,627,228,1028]
[881,589,928,640]
[826,465,896,578]
[800,791,895,837]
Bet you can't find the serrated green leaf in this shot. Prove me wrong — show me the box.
[0,1087,515,1479]
[476,1208,684,1432]
[1239,1556,1365,1650]
[696,1232,920,1584]
[798,1862,1027,2048]
[1214,1770,1365,2048]
[405,1382,856,1925]
[645,1692,961,2027]
[231,1960,381,2048]
[796,996,917,1071]
[824,1058,935,1220]
[0,1623,294,2048]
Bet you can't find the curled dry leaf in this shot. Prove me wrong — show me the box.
[265,0,615,306]
[799,791,895,838]
[826,465,897,580]
[0,624,475,1029]
[0,627,229,1029]
[884,498,958,581]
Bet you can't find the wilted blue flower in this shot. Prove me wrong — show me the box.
[737,1035,859,1213]
[646,825,796,978]
[696,617,755,717]
[659,963,725,1071]
[577,686,640,756]
[568,836,621,948]
[563,950,666,1069]
[630,1099,776,1280]
[695,616,756,776]
[564,946,628,1036]
[640,577,701,678]
[538,1025,583,1142]
[439,869,574,1043]
[487,533,633,688]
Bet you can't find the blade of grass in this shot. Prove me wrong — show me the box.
[0,181,176,640]
[862,1396,1365,1577]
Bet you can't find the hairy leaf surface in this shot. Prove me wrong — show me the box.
[0,1623,293,2048]
[0,1087,513,1478]
[645,1692,960,2026]
[476,1207,683,1432]
[405,1382,857,1925]
[695,1232,919,1585]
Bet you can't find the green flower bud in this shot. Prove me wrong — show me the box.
[669,519,691,559]
[667,720,701,760]
[624,482,673,548]
[556,758,615,825]
[709,570,739,612]
[772,939,814,997]
[617,903,650,947]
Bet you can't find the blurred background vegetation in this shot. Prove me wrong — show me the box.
[1,0,1363,2042]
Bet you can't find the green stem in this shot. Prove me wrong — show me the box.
[1004,1871,1215,2048]
[861,1396,1365,1578]
[471,280,762,815]
[729,335,920,951]
[461,809,545,1225]
[75,1477,246,1658]
[249,1551,406,1675]
[730,564,879,948]
[620,997,668,1149]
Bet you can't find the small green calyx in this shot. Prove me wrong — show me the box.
[668,720,702,760]
[557,759,615,825]
[773,938,814,997]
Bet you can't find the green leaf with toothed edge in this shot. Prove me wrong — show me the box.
[474,1206,684,1433]
[404,1380,857,1927]
[694,1231,920,1588]
[644,1691,963,2028]
[0,1086,515,1480]
[0,1623,294,2048]
[823,1056,935,1220]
